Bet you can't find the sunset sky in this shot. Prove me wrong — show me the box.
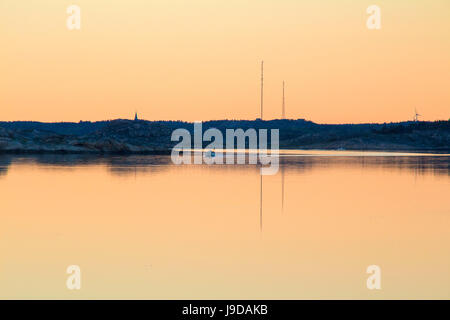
[1,0,449,123]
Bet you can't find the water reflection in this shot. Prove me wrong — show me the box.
[0,154,173,177]
[0,152,449,299]
[0,153,449,177]
[281,155,450,177]
[0,156,12,177]
[1,153,448,239]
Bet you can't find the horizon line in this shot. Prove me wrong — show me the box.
[1,117,449,126]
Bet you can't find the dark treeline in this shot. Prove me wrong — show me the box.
[1,118,448,134]
[0,119,449,152]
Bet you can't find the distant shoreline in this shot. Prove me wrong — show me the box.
[1,118,449,154]
[1,147,449,156]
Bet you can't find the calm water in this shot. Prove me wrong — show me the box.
[0,151,449,299]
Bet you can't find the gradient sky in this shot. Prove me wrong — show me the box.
[1,0,449,123]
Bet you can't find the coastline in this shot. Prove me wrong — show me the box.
[1,119,449,154]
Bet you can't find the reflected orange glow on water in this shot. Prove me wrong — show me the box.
[0,154,449,299]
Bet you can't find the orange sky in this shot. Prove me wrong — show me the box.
[1,0,449,123]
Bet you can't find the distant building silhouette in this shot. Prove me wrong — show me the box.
[414,108,421,122]
[134,112,138,121]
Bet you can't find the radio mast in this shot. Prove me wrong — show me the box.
[260,61,264,120]
[282,81,285,119]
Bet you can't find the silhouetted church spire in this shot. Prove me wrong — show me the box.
[134,112,138,121]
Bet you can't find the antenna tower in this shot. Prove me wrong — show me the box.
[260,61,264,120]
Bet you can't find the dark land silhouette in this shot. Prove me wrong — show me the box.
[0,118,449,153]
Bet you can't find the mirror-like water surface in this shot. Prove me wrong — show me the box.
[0,153,449,299]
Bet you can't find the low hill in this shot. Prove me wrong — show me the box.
[0,119,448,153]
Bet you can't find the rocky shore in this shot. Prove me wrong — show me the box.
[0,120,172,153]
[0,119,449,153]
